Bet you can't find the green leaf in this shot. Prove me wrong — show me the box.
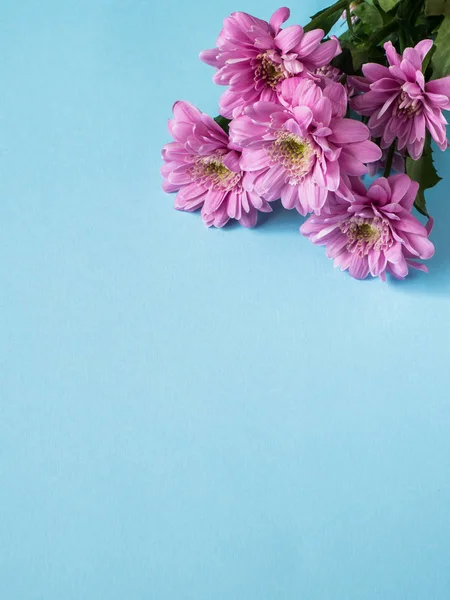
[425,0,450,15]
[431,15,450,78]
[214,115,231,134]
[304,0,348,34]
[331,47,355,75]
[422,44,435,74]
[413,190,430,216]
[377,0,401,11]
[353,2,384,27]
[350,45,371,70]
[406,138,442,217]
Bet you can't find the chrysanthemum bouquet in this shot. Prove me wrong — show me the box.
[161,2,450,281]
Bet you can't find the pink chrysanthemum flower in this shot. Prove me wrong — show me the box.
[200,7,341,118]
[351,40,450,159]
[314,65,344,82]
[161,101,271,228]
[314,65,357,99]
[229,78,381,215]
[300,175,435,280]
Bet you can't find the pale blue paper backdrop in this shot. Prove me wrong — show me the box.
[1,0,450,598]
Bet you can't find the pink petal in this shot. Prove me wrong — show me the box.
[384,41,401,67]
[203,189,227,214]
[238,206,259,228]
[387,257,408,279]
[304,37,341,68]
[245,101,284,124]
[274,25,304,54]
[304,178,328,213]
[322,81,347,118]
[385,242,404,264]
[313,97,332,126]
[162,179,179,193]
[281,182,300,209]
[367,183,388,204]
[389,174,412,205]
[406,260,428,273]
[338,151,368,176]
[222,150,241,172]
[362,63,391,82]
[324,159,340,191]
[402,49,422,72]
[347,75,371,93]
[415,39,433,63]
[334,250,353,272]
[293,106,313,130]
[173,100,202,123]
[168,165,192,186]
[426,75,450,98]
[283,58,304,74]
[199,48,220,67]
[371,78,401,92]
[410,234,435,259]
[399,179,418,212]
[296,29,324,56]
[175,183,208,211]
[328,118,369,144]
[284,118,302,136]
[399,58,418,81]
[344,140,382,163]
[394,214,428,235]
[349,254,370,279]
[257,164,287,196]
[269,6,291,34]
[240,148,270,171]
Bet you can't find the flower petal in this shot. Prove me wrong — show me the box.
[328,118,369,144]
[275,25,304,54]
[269,6,290,34]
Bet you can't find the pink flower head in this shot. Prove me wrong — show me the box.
[230,78,381,215]
[300,175,435,280]
[161,101,271,228]
[314,65,357,99]
[351,40,450,159]
[200,7,341,118]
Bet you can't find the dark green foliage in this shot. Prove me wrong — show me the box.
[214,115,232,134]
[304,0,349,35]
[406,137,442,216]
[303,0,449,216]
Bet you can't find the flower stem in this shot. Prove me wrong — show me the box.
[383,143,396,178]
[345,3,354,36]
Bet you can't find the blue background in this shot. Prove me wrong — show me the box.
[1,1,450,598]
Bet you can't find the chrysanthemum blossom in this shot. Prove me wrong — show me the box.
[161,101,271,227]
[200,7,341,118]
[300,175,435,280]
[316,65,357,99]
[230,78,381,215]
[351,40,450,159]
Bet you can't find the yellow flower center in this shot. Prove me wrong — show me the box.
[190,156,242,191]
[269,132,315,184]
[353,223,380,242]
[255,53,286,89]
